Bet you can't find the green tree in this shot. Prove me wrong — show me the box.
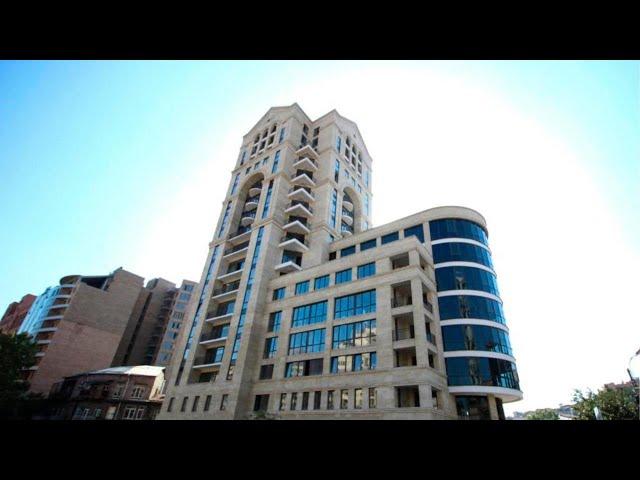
[0,333,38,419]
[572,385,639,420]
[525,408,559,420]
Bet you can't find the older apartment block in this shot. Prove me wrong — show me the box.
[159,103,522,420]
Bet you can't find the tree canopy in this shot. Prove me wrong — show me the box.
[572,385,639,420]
[0,333,38,418]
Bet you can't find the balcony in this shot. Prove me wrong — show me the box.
[290,172,315,188]
[288,186,315,203]
[341,209,353,226]
[228,227,251,244]
[249,184,263,197]
[392,282,413,309]
[211,281,240,301]
[283,218,310,235]
[295,144,319,159]
[199,330,229,345]
[223,241,250,261]
[285,201,313,218]
[275,252,302,273]
[241,211,257,227]
[217,266,243,283]
[426,331,436,345]
[192,357,222,369]
[293,156,318,173]
[244,195,260,211]
[279,235,309,253]
[342,199,354,212]
[341,225,353,236]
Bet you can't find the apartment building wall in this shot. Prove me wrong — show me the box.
[0,294,36,335]
[159,104,521,420]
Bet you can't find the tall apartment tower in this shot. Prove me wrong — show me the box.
[159,104,521,420]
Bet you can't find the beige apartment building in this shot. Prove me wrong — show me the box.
[159,103,522,420]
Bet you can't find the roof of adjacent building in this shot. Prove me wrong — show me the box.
[84,365,165,377]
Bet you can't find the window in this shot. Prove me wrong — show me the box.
[329,251,337,261]
[261,180,273,219]
[381,231,399,245]
[240,150,247,165]
[341,245,355,257]
[445,357,520,390]
[279,393,287,411]
[334,159,340,182]
[192,396,200,412]
[432,242,494,269]
[259,364,274,380]
[364,194,370,217]
[438,295,506,324]
[271,150,281,173]
[313,391,321,410]
[285,358,324,377]
[273,287,285,300]
[292,301,328,327]
[429,218,489,246]
[442,324,512,355]
[340,390,349,409]
[335,268,352,284]
[204,395,212,411]
[230,173,240,195]
[327,390,335,410]
[336,136,342,152]
[314,275,329,290]
[301,392,309,410]
[279,128,285,144]
[404,224,425,243]
[218,201,232,238]
[330,352,377,373]
[332,319,376,349]
[288,329,325,355]
[130,385,145,399]
[369,388,377,408]
[263,337,278,359]
[329,189,338,228]
[357,262,376,279]
[354,388,363,409]
[123,406,137,420]
[254,395,269,412]
[180,397,188,412]
[290,392,298,410]
[220,394,228,411]
[360,238,376,251]
[295,280,310,295]
[334,290,376,319]
[167,397,174,412]
[268,311,282,333]
[435,266,500,296]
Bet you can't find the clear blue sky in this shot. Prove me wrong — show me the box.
[1,61,638,413]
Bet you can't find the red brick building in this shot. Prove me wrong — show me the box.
[0,294,36,335]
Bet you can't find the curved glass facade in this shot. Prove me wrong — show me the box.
[432,242,493,269]
[17,286,60,337]
[445,357,520,390]
[429,218,488,245]
[442,325,512,355]
[438,295,505,324]
[435,266,499,296]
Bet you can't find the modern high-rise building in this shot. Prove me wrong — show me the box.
[159,103,522,420]
[19,268,196,395]
[0,293,36,335]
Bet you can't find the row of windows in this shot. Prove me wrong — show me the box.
[332,319,376,349]
[334,290,376,319]
[438,295,506,324]
[429,218,488,245]
[432,242,494,269]
[288,263,375,298]
[445,357,520,390]
[442,324,512,355]
[282,290,377,329]
[288,328,326,355]
[259,388,377,413]
[435,266,500,296]
[330,352,377,373]
[329,224,425,260]
[166,393,229,413]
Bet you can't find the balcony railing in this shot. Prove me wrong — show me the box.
[280,235,309,247]
[426,331,436,345]
[423,301,434,313]
[200,330,229,342]
[342,208,353,219]
[245,195,260,204]
[212,281,240,296]
[289,186,314,196]
[392,297,412,308]
[287,216,308,227]
[241,211,257,220]
[229,227,251,239]
[394,327,415,341]
[288,201,313,213]
[282,252,302,265]
[224,241,250,256]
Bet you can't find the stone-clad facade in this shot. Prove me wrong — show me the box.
[159,104,522,420]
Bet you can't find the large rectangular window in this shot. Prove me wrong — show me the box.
[261,180,273,219]
[273,287,285,301]
[334,159,340,182]
[330,189,338,228]
[285,358,324,377]
[230,173,240,195]
[271,150,281,173]
[381,231,399,245]
[288,328,326,355]
[360,238,377,251]
[357,262,376,279]
[279,128,285,144]
[314,275,329,290]
[330,352,377,373]
[335,268,352,285]
[334,290,376,319]
[268,311,282,333]
[295,280,310,295]
[404,224,425,243]
[263,337,278,359]
[292,301,328,327]
[332,319,376,349]
[341,245,355,257]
